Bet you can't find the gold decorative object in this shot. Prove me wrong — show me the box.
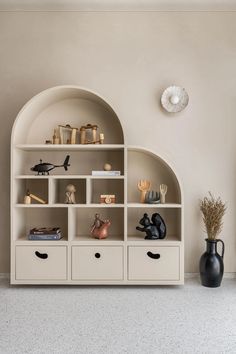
[80,124,104,144]
[58,124,78,144]
[53,129,60,144]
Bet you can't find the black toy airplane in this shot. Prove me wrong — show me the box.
[31,155,70,175]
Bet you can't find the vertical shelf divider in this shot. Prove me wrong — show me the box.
[48,177,53,206]
[123,146,128,281]
[68,207,74,242]
[86,178,91,205]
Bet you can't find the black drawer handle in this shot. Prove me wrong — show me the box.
[95,253,101,259]
[35,251,48,260]
[147,251,160,260]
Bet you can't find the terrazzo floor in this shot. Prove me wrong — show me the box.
[0,277,236,354]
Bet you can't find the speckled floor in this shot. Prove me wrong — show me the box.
[0,278,236,354]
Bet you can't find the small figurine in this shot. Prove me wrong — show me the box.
[100,194,116,204]
[91,213,111,239]
[160,184,168,204]
[80,124,104,144]
[145,191,160,204]
[137,180,151,203]
[23,194,31,204]
[53,129,60,144]
[136,213,166,240]
[23,190,46,204]
[31,155,70,175]
[103,163,112,171]
[99,133,104,144]
[65,184,76,204]
[58,124,78,144]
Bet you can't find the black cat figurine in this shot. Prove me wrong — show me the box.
[136,213,166,240]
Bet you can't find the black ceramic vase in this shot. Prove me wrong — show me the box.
[199,239,225,288]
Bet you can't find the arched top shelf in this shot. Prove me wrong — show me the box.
[127,146,182,204]
[11,85,124,145]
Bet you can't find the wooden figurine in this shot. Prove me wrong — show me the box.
[23,194,31,204]
[100,194,116,204]
[58,124,78,144]
[23,190,46,204]
[53,129,60,144]
[103,163,112,171]
[91,213,111,239]
[65,184,76,204]
[79,124,104,144]
[99,133,104,144]
[137,180,151,203]
[160,184,168,204]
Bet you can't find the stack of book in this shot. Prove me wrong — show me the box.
[92,170,121,176]
[28,227,62,240]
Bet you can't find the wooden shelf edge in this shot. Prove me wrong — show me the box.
[127,203,182,208]
[14,144,125,151]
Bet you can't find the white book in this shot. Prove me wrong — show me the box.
[92,171,121,176]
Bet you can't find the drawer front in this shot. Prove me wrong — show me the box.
[15,246,67,280]
[72,246,123,280]
[128,246,180,281]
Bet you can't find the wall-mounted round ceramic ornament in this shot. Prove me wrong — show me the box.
[161,86,189,113]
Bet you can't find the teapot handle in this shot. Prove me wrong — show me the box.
[217,239,225,259]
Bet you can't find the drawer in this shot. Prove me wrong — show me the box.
[72,246,123,280]
[15,246,67,280]
[128,246,180,281]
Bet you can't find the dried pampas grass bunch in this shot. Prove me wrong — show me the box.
[200,192,226,240]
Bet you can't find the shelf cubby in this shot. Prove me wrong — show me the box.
[127,148,181,204]
[51,178,86,205]
[127,207,182,242]
[13,207,68,241]
[13,87,124,145]
[15,149,124,176]
[14,178,48,205]
[70,207,125,242]
[89,178,124,204]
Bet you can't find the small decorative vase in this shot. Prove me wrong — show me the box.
[199,239,225,288]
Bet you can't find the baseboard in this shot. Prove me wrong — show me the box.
[1,273,236,281]
[0,273,9,279]
[185,272,236,279]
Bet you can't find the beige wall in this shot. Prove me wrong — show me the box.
[0,11,236,273]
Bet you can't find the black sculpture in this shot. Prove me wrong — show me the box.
[136,213,166,240]
[31,155,70,175]
[145,191,160,204]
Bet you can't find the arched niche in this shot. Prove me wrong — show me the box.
[12,86,124,145]
[127,147,182,204]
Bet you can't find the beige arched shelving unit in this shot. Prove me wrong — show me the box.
[11,85,184,285]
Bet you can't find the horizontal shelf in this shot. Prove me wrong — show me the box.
[13,239,69,245]
[72,235,124,243]
[15,204,51,208]
[15,144,125,151]
[14,203,124,208]
[15,175,125,179]
[14,234,68,244]
[127,203,182,208]
[127,235,181,243]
